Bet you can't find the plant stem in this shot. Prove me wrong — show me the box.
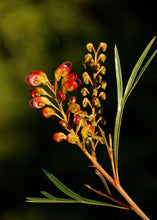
[80,147,150,220]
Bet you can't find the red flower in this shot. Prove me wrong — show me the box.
[61,73,77,85]
[53,132,66,142]
[66,132,79,144]
[73,114,81,125]
[42,107,56,118]
[56,90,66,101]
[29,97,52,109]
[25,70,48,86]
[81,124,94,139]
[54,61,72,82]
[62,79,81,93]
[29,87,49,97]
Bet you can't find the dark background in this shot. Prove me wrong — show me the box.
[0,0,156,219]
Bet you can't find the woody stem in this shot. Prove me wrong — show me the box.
[79,145,149,220]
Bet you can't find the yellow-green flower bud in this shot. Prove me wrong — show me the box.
[98,54,106,63]
[100,66,106,75]
[101,81,107,90]
[99,42,107,52]
[99,91,106,100]
[88,114,95,122]
[93,88,98,97]
[81,88,89,96]
[81,124,94,139]
[82,97,89,108]
[92,97,101,108]
[84,54,93,63]
[86,43,94,52]
[96,75,102,83]
[68,103,80,113]
[67,132,80,144]
[82,72,91,84]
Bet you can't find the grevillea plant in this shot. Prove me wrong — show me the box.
[25,37,156,220]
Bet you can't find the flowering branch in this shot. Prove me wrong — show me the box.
[25,37,156,220]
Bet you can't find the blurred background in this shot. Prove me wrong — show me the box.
[0,0,156,219]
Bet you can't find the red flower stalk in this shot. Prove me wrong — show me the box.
[29,97,52,109]
[54,61,72,82]
[25,70,48,86]
[53,132,67,142]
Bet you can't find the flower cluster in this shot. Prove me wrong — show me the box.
[25,61,81,112]
[25,42,107,157]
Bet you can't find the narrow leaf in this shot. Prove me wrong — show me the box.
[27,171,129,209]
[124,49,157,103]
[113,37,156,176]
[42,169,85,201]
[26,195,128,209]
[114,44,123,109]
[124,36,156,98]
[113,103,125,176]
[26,197,78,203]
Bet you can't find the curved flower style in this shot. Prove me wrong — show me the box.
[29,87,50,98]
[29,97,53,109]
[25,70,48,86]
[53,132,67,142]
[54,61,72,82]
[62,78,81,93]
[42,107,56,118]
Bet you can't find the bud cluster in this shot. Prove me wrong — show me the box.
[25,43,108,158]
[82,42,107,124]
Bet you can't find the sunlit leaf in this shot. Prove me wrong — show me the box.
[114,44,123,109]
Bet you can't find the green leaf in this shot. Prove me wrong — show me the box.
[113,37,156,176]
[124,49,157,103]
[124,36,156,99]
[26,170,128,209]
[114,44,123,109]
[42,168,85,201]
[113,103,125,176]
[26,197,77,203]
